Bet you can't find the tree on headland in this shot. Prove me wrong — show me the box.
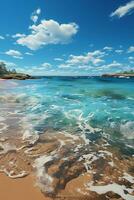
[11,69,17,74]
[123,69,134,74]
[0,62,8,75]
[0,61,32,80]
[0,62,17,75]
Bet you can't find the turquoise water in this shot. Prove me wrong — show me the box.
[0,77,134,154]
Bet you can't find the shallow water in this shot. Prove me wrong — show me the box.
[0,77,134,199]
[0,77,134,149]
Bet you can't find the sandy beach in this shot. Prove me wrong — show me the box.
[0,173,51,200]
[0,78,134,200]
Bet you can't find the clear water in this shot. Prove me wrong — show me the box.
[0,76,134,154]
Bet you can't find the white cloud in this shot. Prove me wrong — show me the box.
[41,62,52,67]
[31,8,41,24]
[5,49,23,59]
[58,64,72,68]
[31,15,38,24]
[99,61,122,69]
[54,58,64,61]
[58,50,105,69]
[66,50,105,66]
[128,56,134,60]
[115,49,124,54]
[128,56,134,63]
[103,46,113,51]
[0,35,5,40]
[128,46,134,53]
[25,52,33,56]
[36,8,41,15]
[16,20,78,50]
[110,1,134,18]
[12,33,26,38]
[106,61,122,68]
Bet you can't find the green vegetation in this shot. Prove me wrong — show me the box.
[102,70,134,78]
[0,62,9,75]
[0,62,32,80]
[122,70,134,74]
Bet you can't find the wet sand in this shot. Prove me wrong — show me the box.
[0,130,134,200]
[0,173,51,200]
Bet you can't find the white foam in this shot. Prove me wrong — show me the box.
[87,182,134,200]
[22,129,39,144]
[0,168,28,178]
[33,155,54,193]
[81,153,98,172]
[0,123,8,133]
[74,144,83,152]
[77,112,101,134]
[123,172,134,184]
[81,134,90,145]
[98,150,113,157]
[120,121,134,139]
[21,115,40,144]
[0,137,8,142]
[63,131,80,141]
[0,116,5,122]
[58,139,65,149]
[108,161,115,167]
[0,143,16,154]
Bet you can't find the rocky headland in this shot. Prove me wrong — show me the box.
[102,70,134,78]
[0,62,33,80]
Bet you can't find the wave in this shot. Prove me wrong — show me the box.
[120,121,134,139]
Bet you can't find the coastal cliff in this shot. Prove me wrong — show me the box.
[0,62,33,80]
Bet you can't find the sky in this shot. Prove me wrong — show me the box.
[0,0,134,76]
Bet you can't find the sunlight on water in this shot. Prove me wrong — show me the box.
[0,77,134,151]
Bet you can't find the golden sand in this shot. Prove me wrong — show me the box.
[0,173,51,200]
[0,131,134,199]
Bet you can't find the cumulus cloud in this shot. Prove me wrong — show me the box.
[98,61,122,70]
[128,46,134,53]
[12,33,26,38]
[58,50,106,69]
[41,62,52,67]
[115,49,124,54]
[128,56,134,60]
[25,52,33,56]
[106,61,122,68]
[31,8,41,24]
[58,48,127,73]
[16,20,78,50]
[103,46,113,51]
[54,58,64,61]
[65,50,105,66]
[110,1,134,18]
[58,63,72,68]
[128,56,134,63]
[5,49,23,59]
[0,35,5,40]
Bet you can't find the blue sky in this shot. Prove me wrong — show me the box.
[0,0,134,75]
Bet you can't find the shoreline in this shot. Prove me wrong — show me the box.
[0,129,134,200]
[102,73,134,78]
[0,79,134,199]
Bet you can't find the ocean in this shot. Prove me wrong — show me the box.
[0,76,134,199]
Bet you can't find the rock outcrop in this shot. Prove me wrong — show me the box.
[0,62,33,80]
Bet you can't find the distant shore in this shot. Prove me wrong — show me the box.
[102,73,134,78]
